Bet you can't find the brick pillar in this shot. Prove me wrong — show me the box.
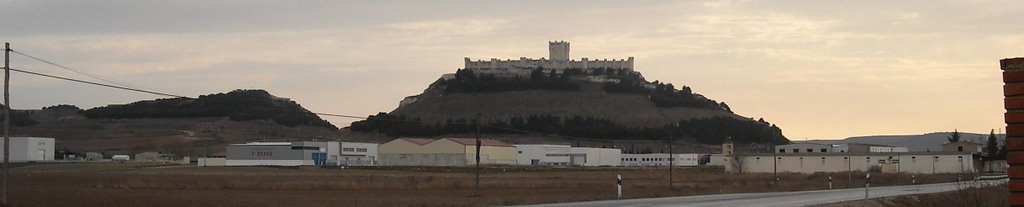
[1003,57,1024,206]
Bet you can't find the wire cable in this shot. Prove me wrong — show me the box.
[5,66,624,143]
[8,67,191,99]
[10,49,160,92]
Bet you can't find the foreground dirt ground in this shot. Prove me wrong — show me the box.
[9,163,965,207]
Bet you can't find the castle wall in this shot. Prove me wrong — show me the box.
[462,41,635,77]
[464,57,634,71]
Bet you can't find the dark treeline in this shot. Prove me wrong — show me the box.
[0,111,39,126]
[440,68,581,93]
[82,89,337,130]
[349,113,788,145]
[442,67,731,111]
[603,78,730,111]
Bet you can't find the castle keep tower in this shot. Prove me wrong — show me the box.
[462,41,634,77]
[549,41,570,61]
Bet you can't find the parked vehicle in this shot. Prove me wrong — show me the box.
[112,155,131,162]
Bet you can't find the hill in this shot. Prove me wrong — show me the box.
[83,89,336,130]
[350,68,788,145]
[809,132,1004,152]
[9,89,341,155]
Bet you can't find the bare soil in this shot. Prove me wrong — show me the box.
[6,163,967,207]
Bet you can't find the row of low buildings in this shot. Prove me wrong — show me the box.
[217,137,702,167]
[714,141,990,174]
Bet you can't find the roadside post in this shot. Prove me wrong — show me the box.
[864,173,870,199]
[912,175,916,185]
[616,174,623,199]
[828,176,832,190]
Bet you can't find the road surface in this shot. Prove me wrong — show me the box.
[519,179,1005,207]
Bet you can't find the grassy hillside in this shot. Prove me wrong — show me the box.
[13,117,340,155]
[353,69,788,145]
[83,89,336,130]
[10,89,342,155]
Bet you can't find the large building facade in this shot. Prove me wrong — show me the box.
[378,138,517,166]
[724,152,977,174]
[515,144,621,166]
[339,141,378,166]
[621,153,700,167]
[225,141,340,166]
[0,137,55,162]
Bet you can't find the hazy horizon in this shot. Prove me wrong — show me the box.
[2,1,1021,140]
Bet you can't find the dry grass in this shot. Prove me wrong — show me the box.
[10,164,966,207]
[816,184,1007,207]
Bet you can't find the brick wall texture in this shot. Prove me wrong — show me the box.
[1002,57,1024,206]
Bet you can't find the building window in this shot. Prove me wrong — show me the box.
[806,149,813,153]
[958,146,963,152]
[343,148,355,152]
[820,149,827,152]
[292,146,319,150]
[356,148,367,152]
[518,151,523,154]
[779,149,785,153]
[792,149,798,153]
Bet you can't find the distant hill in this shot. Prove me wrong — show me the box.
[350,68,788,145]
[9,89,341,155]
[83,89,336,130]
[809,132,1004,152]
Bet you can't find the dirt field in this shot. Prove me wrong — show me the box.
[8,163,966,207]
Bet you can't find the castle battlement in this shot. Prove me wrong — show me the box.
[463,42,634,77]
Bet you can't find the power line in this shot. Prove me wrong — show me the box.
[10,50,155,91]
[312,112,370,119]
[9,55,631,144]
[9,67,191,99]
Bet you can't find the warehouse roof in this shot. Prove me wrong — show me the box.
[399,138,434,145]
[446,138,514,147]
[233,142,291,146]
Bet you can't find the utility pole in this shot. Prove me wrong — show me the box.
[772,133,777,184]
[668,123,675,190]
[474,113,481,197]
[3,42,10,205]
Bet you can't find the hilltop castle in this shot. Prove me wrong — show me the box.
[462,41,635,78]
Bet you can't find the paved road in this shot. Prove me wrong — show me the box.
[519,179,1005,207]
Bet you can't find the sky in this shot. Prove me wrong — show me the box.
[1,0,1022,140]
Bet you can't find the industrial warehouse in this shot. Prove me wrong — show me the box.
[377,138,518,166]
[224,141,379,166]
[714,141,986,174]
[515,144,621,166]
[201,136,995,176]
[0,137,55,162]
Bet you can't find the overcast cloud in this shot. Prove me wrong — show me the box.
[2,0,1022,139]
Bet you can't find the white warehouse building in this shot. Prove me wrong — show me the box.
[0,137,55,162]
[515,144,621,166]
[339,141,378,166]
[621,153,700,167]
[720,142,977,174]
[225,141,340,166]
